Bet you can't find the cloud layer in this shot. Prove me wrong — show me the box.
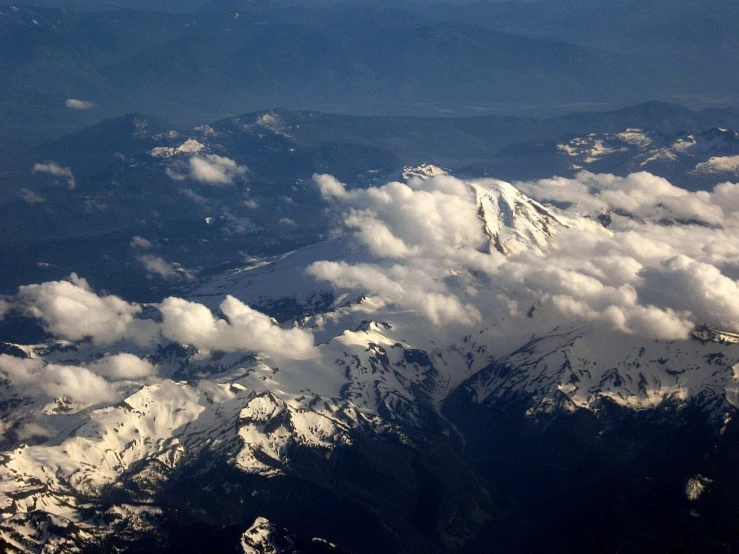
[18,274,155,346]
[160,295,316,359]
[8,169,739,414]
[0,354,116,406]
[13,274,315,360]
[308,171,739,340]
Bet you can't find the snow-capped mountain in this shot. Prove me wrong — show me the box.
[559,127,739,182]
[473,179,568,255]
[240,517,344,554]
[489,127,739,190]
[2,168,739,553]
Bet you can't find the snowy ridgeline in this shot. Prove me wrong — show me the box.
[2,167,739,551]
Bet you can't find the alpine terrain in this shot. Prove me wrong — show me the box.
[2,156,739,552]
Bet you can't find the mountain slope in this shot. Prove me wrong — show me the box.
[2,165,739,551]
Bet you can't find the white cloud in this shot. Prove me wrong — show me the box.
[87,353,156,380]
[130,236,153,249]
[307,260,480,325]
[137,254,194,281]
[13,274,315,360]
[43,364,116,404]
[315,173,484,259]
[65,98,95,110]
[515,170,727,225]
[168,154,247,186]
[0,354,116,406]
[14,167,739,367]
[315,173,349,199]
[159,295,316,359]
[0,354,44,385]
[343,210,414,258]
[639,255,739,331]
[308,171,739,340]
[17,274,157,346]
[308,174,506,326]
[32,161,76,189]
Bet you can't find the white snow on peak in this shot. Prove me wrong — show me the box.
[241,517,282,554]
[671,129,738,155]
[693,155,739,175]
[402,163,448,181]
[637,148,678,166]
[685,475,712,501]
[616,128,654,148]
[472,179,567,255]
[557,137,628,163]
[466,325,739,415]
[235,392,351,476]
[150,138,205,158]
[553,128,739,182]
[256,112,283,130]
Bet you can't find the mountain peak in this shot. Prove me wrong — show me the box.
[473,180,568,255]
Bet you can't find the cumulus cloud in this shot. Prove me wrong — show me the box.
[639,255,739,331]
[308,260,480,325]
[307,171,739,340]
[0,354,44,385]
[167,154,247,186]
[502,174,739,337]
[160,295,316,359]
[87,353,156,380]
[65,98,95,110]
[308,174,503,325]
[13,273,314,360]
[13,167,739,362]
[515,170,726,225]
[32,161,76,189]
[43,364,116,404]
[137,254,194,281]
[0,354,116,406]
[315,173,485,259]
[17,274,157,346]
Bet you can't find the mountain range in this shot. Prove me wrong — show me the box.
[3,1,739,545]
[2,156,739,551]
[1,101,739,306]
[3,0,739,152]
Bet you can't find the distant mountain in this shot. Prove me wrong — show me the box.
[473,125,739,188]
[224,102,739,162]
[3,2,735,152]
[1,101,739,300]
